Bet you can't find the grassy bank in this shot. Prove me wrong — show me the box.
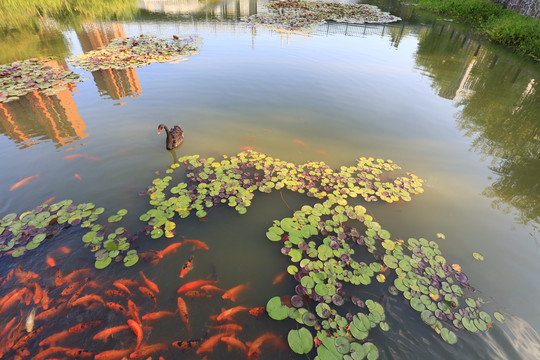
[417,0,540,60]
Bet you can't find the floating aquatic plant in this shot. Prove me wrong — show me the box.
[242,0,401,33]
[140,149,423,238]
[0,200,138,269]
[0,58,86,103]
[264,198,505,358]
[68,34,201,72]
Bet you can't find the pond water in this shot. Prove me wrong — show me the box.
[1,0,539,359]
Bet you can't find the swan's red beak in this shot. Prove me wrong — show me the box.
[158,129,161,134]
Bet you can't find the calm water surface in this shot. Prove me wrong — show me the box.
[1,0,539,359]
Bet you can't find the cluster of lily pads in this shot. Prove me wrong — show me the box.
[264,198,505,359]
[68,34,201,71]
[0,200,139,269]
[140,150,424,239]
[0,58,86,103]
[242,0,401,33]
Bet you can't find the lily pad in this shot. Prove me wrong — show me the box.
[288,327,313,354]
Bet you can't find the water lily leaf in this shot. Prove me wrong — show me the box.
[421,310,437,326]
[334,337,350,354]
[104,240,118,251]
[315,283,328,296]
[267,296,289,320]
[95,257,112,269]
[124,254,139,267]
[441,328,457,344]
[151,228,164,239]
[12,248,25,257]
[288,327,313,354]
[472,252,484,261]
[494,312,505,322]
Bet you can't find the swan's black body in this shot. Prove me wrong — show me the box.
[158,124,184,150]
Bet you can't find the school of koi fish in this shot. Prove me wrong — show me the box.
[0,239,289,359]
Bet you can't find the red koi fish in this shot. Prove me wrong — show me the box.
[0,288,26,314]
[200,285,224,293]
[34,347,70,360]
[316,149,329,156]
[221,336,248,353]
[129,343,168,359]
[128,319,143,350]
[249,306,266,318]
[240,146,256,150]
[33,283,43,304]
[138,286,157,306]
[43,196,55,204]
[14,266,38,283]
[105,289,128,299]
[208,323,243,333]
[41,288,50,310]
[69,320,102,334]
[196,333,232,355]
[9,174,39,191]
[63,348,94,358]
[57,246,71,254]
[159,242,184,257]
[34,303,67,321]
[179,255,194,278]
[140,271,159,293]
[222,283,249,302]
[247,333,287,357]
[177,280,216,293]
[63,154,100,161]
[293,139,306,147]
[115,278,140,287]
[46,255,56,268]
[177,296,190,332]
[272,270,287,285]
[63,268,91,282]
[39,329,73,346]
[94,347,133,360]
[113,280,132,295]
[142,311,175,321]
[183,239,209,250]
[70,294,105,307]
[74,173,82,181]
[216,306,249,322]
[13,326,47,351]
[128,299,141,324]
[106,302,129,316]
[93,325,130,341]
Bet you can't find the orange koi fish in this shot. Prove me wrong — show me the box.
[249,306,266,318]
[183,239,209,250]
[179,255,194,278]
[14,266,38,283]
[106,302,129,316]
[184,290,212,298]
[128,319,143,350]
[113,280,132,295]
[61,282,82,296]
[43,196,55,204]
[70,294,105,307]
[247,333,287,357]
[196,333,232,355]
[172,338,203,350]
[95,347,133,360]
[177,280,215,293]
[9,174,39,191]
[138,286,157,306]
[54,270,66,287]
[208,323,243,333]
[140,271,159,293]
[93,325,130,341]
[0,288,26,314]
[240,146,255,150]
[69,320,102,334]
[0,269,14,287]
[200,285,224,293]
[216,306,249,322]
[105,289,128,299]
[34,347,70,360]
[293,139,306,146]
[67,285,89,306]
[128,299,141,324]
[159,242,184,257]
[63,268,91,282]
[33,283,43,304]
[272,270,287,285]
[57,246,71,254]
[35,303,67,321]
[116,278,140,287]
[221,336,248,353]
[39,329,73,346]
[142,311,176,321]
[63,154,100,161]
[222,283,249,302]
[129,343,168,359]
[46,255,56,268]
[41,289,50,310]
[63,348,94,358]
[74,173,82,181]
[13,326,47,351]
[177,296,190,332]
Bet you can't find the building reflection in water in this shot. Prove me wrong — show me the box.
[138,0,259,18]
[76,22,142,101]
[0,59,88,149]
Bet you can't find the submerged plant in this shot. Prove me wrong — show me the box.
[0,58,86,103]
[68,34,201,71]
[242,0,401,33]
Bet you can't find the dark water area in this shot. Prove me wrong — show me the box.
[0,0,539,359]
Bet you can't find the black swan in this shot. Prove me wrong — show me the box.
[158,124,184,150]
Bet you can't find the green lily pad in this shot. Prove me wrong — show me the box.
[151,228,164,239]
[95,257,112,269]
[288,327,313,354]
[267,296,289,320]
[472,252,484,261]
[124,254,139,267]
